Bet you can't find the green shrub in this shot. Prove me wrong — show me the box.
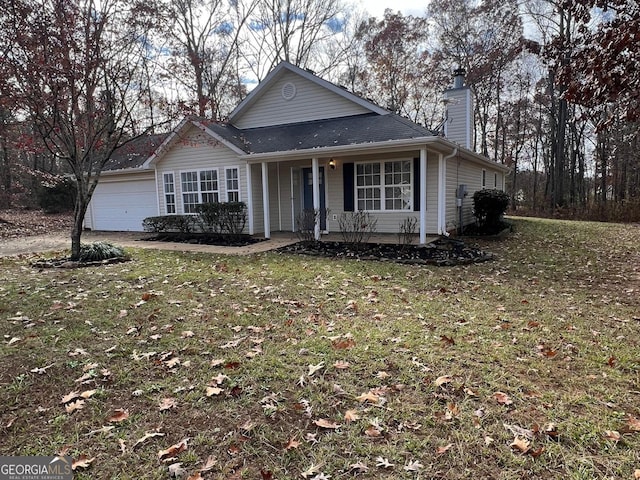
[473,189,510,229]
[197,202,247,235]
[142,215,196,234]
[78,241,126,262]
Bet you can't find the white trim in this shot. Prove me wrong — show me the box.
[178,167,221,214]
[246,163,254,235]
[261,162,270,238]
[419,148,427,244]
[354,158,413,212]
[162,172,177,214]
[154,168,160,216]
[312,158,320,241]
[276,162,282,231]
[224,166,241,202]
[438,153,446,235]
[229,61,388,124]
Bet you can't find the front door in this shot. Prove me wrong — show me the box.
[302,167,326,231]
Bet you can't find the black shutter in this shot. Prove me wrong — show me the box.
[413,157,420,211]
[343,162,354,211]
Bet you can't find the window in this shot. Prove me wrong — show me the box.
[163,173,175,214]
[356,160,411,211]
[226,167,240,202]
[180,169,219,213]
[494,172,498,188]
[482,169,487,188]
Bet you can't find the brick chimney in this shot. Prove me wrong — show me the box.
[444,68,474,150]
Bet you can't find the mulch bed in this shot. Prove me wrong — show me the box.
[143,232,265,247]
[277,237,494,266]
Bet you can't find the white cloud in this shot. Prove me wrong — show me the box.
[355,0,429,19]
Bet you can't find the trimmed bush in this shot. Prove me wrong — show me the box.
[197,201,247,235]
[473,189,510,230]
[142,215,196,234]
[78,241,126,262]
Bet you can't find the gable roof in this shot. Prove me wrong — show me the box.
[228,61,388,124]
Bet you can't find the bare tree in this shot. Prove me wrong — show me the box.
[3,0,164,259]
[242,0,344,80]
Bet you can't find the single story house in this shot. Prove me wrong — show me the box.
[85,61,509,243]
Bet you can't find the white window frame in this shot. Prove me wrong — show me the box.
[179,168,219,214]
[355,159,413,212]
[163,173,176,214]
[225,166,241,202]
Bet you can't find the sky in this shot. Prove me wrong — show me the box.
[356,0,429,18]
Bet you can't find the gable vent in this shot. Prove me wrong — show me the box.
[281,82,297,100]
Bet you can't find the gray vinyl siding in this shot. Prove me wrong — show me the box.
[233,70,371,129]
[154,125,246,218]
[446,159,505,229]
[250,164,264,235]
[444,88,473,150]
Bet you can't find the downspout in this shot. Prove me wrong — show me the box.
[440,147,458,235]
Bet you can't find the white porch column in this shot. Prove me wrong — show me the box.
[312,157,320,241]
[246,164,254,235]
[261,162,270,239]
[438,153,446,235]
[419,147,427,244]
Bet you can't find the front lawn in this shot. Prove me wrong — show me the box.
[1,217,638,479]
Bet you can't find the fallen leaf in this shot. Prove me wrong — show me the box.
[634,469,640,479]
[206,386,224,397]
[61,391,81,404]
[133,431,165,448]
[333,360,350,369]
[494,391,513,405]
[349,462,369,473]
[7,337,22,346]
[344,409,360,423]
[260,470,273,480]
[168,463,187,478]
[118,439,126,454]
[375,457,394,468]
[284,438,300,450]
[403,460,424,471]
[314,419,341,429]
[85,425,114,436]
[355,391,380,404]
[504,423,534,439]
[80,389,97,399]
[440,335,455,346]
[604,430,621,442]
[158,438,188,461]
[159,397,177,411]
[510,437,530,453]
[625,416,640,432]
[332,338,355,349]
[106,409,129,423]
[301,464,321,478]
[436,443,453,455]
[308,362,325,376]
[65,399,85,413]
[187,472,203,480]
[434,375,453,387]
[72,455,95,470]
[30,363,55,374]
[364,426,382,437]
[200,455,217,472]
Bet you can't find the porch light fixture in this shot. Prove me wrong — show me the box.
[329,159,336,170]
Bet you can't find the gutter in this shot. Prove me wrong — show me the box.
[439,147,458,235]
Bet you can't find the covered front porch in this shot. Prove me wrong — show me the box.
[246,143,456,245]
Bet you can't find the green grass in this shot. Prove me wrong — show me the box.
[1,217,639,479]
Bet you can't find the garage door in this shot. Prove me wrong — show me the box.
[88,178,157,231]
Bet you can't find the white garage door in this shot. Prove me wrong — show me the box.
[88,178,157,231]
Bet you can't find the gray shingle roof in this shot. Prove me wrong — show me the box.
[103,133,169,171]
[103,114,436,171]
[204,113,435,154]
